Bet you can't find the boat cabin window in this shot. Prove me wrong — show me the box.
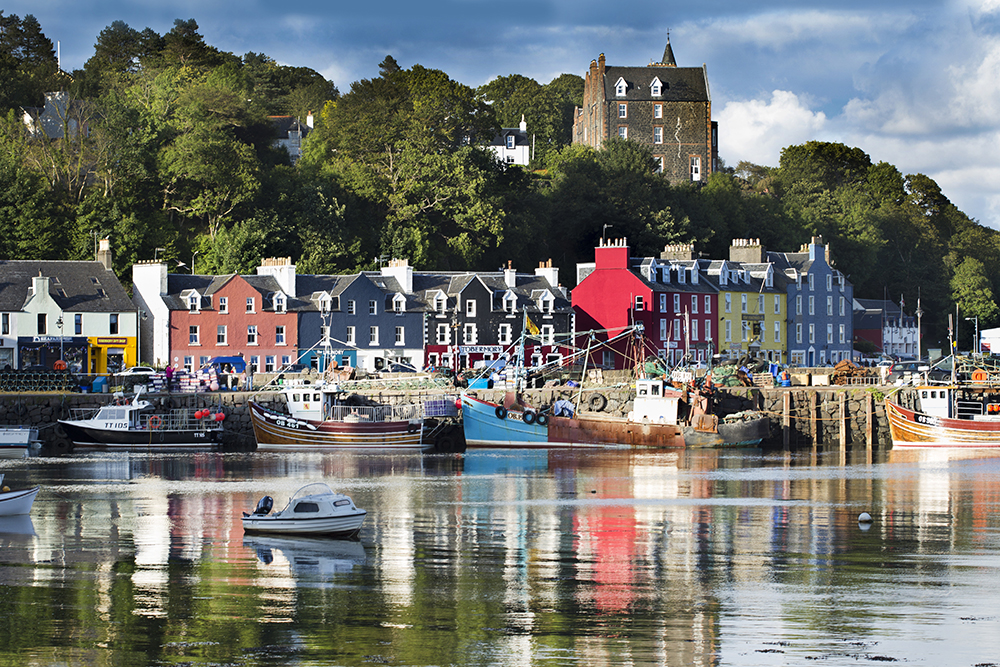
[294,502,320,513]
[334,499,351,507]
[293,394,300,402]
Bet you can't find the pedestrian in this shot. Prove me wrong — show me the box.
[238,370,246,391]
[165,363,174,392]
[245,364,254,390]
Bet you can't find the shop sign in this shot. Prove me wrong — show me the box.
[460,346,503,354]
[96,337,128,345]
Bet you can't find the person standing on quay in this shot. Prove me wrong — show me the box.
[165,363,174,392]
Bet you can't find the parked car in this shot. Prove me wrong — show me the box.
[118,366,156,376]
[886,361,950,385]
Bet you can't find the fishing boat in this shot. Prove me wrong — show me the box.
[248,380,426,451]
[0,426,41,458]
[57,386,225,452]
[0,474,39,516]
[886,383,1000,448]
[241,482,367,537]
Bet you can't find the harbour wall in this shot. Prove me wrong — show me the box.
[4,384,896,455]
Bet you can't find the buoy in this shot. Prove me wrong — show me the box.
[858,512,873,523]
[215,413,225,421]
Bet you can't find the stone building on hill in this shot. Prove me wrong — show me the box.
[572,36,718,184]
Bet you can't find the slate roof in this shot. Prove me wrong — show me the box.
[162,273,293,311]
[0,260,133,312]
[490,127,529,147]
[603,65,709,102]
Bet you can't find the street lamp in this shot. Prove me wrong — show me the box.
[916,299,924,360]
[56,316,64,362]
[154,247,165,261]
[966,316,980,356]
[192,251,200,275]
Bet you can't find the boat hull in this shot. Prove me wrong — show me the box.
[249,401,426,451]
[242,511,366,537]
[886,398,1000,448]
[0,486,39,515]
[58,420,223,452]
[683,416,771,448]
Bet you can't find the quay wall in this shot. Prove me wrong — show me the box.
[2,384,898,455]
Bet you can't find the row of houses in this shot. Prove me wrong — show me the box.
[0,236,925,376]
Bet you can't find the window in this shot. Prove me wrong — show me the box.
[265,356,275,373]
[796,323,802,344]
[774,320,781,343]
[466,299,476,317]
[742,321,750,342]
[321,326,329,343]
[506,134,515,149]
[541,325,554,345]
[840,297,846,317]
[839,324,846,344]
[705,296,711,313]
[276,326,285,345]
[655,157,664,173]
[499,323,512,344]
[75,313,82,334]
[217,325,227,345]
[369,326,379,345]
[618,126,627,139]
[246,297,255,313]
[219,297,228,313]
[691,319,699,341]
[615,78,627,96]
[653,127,663,144]
[189,325,199,345]
[659,294,667,312]
[809,323,815,344]
[660,318,667,340]
[274,294,286,313]
[618,103,627,118]
[725,319,732,342]
[184,356,193,371]
[37,313,46,335]
[282,355,291,367]
[651,77,662,96]
[808,296,815,316]
[808,274,814,291]
[247,325,258,345]
[394,296,405,313]
[826,274,832,291]
[827,323,833,344]
[796,295,802,315]
[691,296,699,314]
[436,323,449,344]
[635,295,644,310]
[200,356,210,368]
[189,294,199,311]
[827,296,833,316]
[725,293,732,313]
[757,295,765,313]
[741,294,747,313]
[320,297,331,312]
[110,313,119,335]
[654,103,662,119]
[1,313,7,335]
[463,323,477,344]
[369,300,377,315]
[774,295,781,314]
[690,156,701,181]
[346,326,355,345]
[673,294,681,311]
[395,326,404,345]
[347,300,356,315]
[673,320,681,340]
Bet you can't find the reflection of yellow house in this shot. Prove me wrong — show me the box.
[707,259,787,363]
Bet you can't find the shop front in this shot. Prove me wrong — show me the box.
[88,337,137,374]
[18,336,89,371]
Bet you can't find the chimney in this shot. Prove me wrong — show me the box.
[519,114,527,134]
[257,257,296,298]
[31,275,50,299]
[382,258,414,294]
[808,235,825,262]
[660,243,696,261]
[306,111,314,129]
[594,237,630,270]
[97,237,112,270]
[729,238,765,264]
[534,259,559,288]
[504,260,517,288]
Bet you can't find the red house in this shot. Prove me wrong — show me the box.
[573,239,717,369]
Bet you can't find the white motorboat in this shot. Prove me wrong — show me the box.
[241,482,367,537]
[0,474,39,516]
[0,426,41,458]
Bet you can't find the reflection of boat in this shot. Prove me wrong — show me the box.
[0,474,39,516]
[0,514,36,536]
[887,384,1000,447]
[57,387,224,452]
[243,534,366,576]
[463,377,770,449]
[0,426,41,458]
[241,482,367,537]
[249,381,426,451]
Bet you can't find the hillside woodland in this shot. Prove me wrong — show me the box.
[1,14,998,350]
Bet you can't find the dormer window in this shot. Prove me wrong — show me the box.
[650,76,663,97]
[435,294,446,314]
[274,293,286,313]
[504,293,517,313]
[320,297,331,312]
[506,134,515,149]
[615,77,628,97]
[188,294,199,311]
[393,295,405,313]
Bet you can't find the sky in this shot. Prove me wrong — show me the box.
[8,0,1000,227]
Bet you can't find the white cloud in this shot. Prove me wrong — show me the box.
[716,90,827,167]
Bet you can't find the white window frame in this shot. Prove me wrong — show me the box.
[218,297,228,313]
[691,319,699,341]
[436,323,450,345]
[774,320,781,343]
[369,300,377,315]
[276,325,286,346]
[246,297,254,313]
[653,126,663,144]
[189,325,200,345]
[691,296,698,314]
[725,319,732,342]
[809,296,815,316]
[346,326,355,345]
[274,294,286,313]
[618,126,627,139]
[348,300,356,315]
[369,326,379,345]
[463,323,477,344]
[654,103,662,119]
[247,325,258,345]
[725,293,732,313]
[796,323,802,344]
[217,325,227,345]
[618,103,627,118]
[466,299,476,317]
[690,155,701,181]
[705,295,711,314]
[395,326,404,345]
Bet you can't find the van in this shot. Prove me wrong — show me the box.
[202,356,247,374]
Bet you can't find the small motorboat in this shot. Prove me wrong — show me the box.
[241,482,367,537]
[0,426,41,459]
[0,474,39,516]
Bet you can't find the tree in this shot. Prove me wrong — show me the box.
[951,257,1000,348]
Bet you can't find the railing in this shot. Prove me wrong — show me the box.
[326,403,422,423]
[66,407,221,431]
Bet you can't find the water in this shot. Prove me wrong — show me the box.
[2,447,1000,666]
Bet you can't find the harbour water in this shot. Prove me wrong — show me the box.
[1,447,1000,666]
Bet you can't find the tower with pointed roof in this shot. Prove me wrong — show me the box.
[572,34,717,185]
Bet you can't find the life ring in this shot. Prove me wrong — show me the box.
[53,360,67,370]
[523,411,536,424]
[536,413,549,426]
[495,406,507,419]
[148,416,162,430]
[588,393,608,411]
[972,369,988,383]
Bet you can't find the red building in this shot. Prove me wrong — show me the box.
[573,239,718,369]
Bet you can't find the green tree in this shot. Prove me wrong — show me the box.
[951,257,1000,348]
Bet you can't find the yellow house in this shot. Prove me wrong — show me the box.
[706,253,787,364]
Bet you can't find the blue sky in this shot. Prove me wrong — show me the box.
[9,1,1000,228]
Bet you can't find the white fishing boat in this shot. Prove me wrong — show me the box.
[0,426,41,458]
[0,474,39,516]
[241,482,367,537]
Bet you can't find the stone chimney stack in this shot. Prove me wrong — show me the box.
[97,237,112,270]
[660,243,696,261]
[534,259,559,288]
[382,258,414,294]
[257,257,296,298]
[504,260,517,288]
[729,238,765,264]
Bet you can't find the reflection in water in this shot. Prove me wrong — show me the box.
[0,447,999,665]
